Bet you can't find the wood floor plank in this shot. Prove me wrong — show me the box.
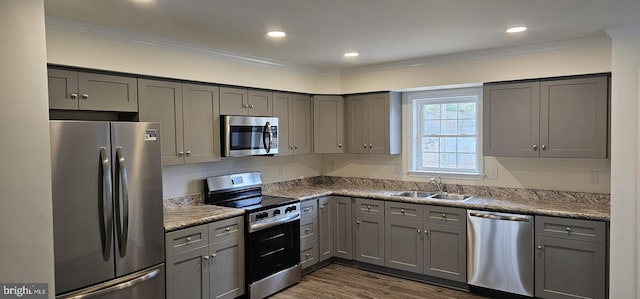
[272,264,488,299]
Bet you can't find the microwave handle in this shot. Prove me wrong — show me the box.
[263,121,272,153]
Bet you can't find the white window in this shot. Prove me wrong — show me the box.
[403,86,483,178]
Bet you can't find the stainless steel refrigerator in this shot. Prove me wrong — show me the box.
[50,121,165,299]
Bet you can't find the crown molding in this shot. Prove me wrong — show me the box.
[45,15,317,74]
[341,35,611,75]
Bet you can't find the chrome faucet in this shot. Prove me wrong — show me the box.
[430,176,444,193]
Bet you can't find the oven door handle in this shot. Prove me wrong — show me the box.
[249,213,300,233]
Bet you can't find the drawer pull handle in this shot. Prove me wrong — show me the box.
[225,227,231,232]
[203,255,210,260]
[186,237,192,242]
[304,208,310,212]
[367,205,371,210]
[442,214,447,218]
[566,227,572,232]
[401,209,405,214]
[211,254,216,258]
[305,253,310,258]
[305,228,310,232]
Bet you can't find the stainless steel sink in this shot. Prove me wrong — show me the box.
[429,193,473,201]
[394,191,436,198]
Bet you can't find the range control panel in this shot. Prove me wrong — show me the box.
[248,203,300,224]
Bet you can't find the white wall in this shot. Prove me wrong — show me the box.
[162,155,321,198]
[606,23,640,298]
[0,1,55,297]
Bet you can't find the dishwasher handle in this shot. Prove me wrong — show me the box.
[469,212,530,222]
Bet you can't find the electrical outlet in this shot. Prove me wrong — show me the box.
[487,168,498,179]
[590,171,599,184]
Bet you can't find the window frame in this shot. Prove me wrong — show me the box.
[402,86,484,180]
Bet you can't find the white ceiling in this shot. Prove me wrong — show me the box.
[44,0,640,71]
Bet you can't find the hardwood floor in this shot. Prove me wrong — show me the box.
[272,264,488,299]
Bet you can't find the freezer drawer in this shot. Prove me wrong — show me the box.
[467,210,534,297]
[57,264,165,299]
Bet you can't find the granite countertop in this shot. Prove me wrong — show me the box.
[164,205,245,232]
[264,185,610,221]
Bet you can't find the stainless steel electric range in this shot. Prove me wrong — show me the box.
[205,172,301,299]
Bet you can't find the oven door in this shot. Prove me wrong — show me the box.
[222,115,278,157]
[246,219,300,283]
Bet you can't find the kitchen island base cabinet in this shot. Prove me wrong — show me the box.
[165,216,244,299]
[534,216,607,299]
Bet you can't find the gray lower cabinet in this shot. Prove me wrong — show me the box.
[166,216,244,299]
[484,74,609,158]
[139,79,220,166]
[300,199,319,270]
[332,196,353,260]
[535,216,607,299]
[318,197,333,262]
[384,202,467,282]
[354,198,385,266]
[48,67,138,112]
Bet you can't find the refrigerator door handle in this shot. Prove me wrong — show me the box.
[115,146,130,257]
[59,267,161,299]
[99,147,113,261]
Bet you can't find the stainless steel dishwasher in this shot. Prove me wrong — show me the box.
[467,210,534,297]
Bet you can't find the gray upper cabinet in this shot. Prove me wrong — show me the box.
[483,82,540,157]
[313,95,345,153]
[139,79,220,166]
[318,197,333,262]
[219,87,273,116]
[484,75,609,158]
[354,208,385,266]
[534,216,607,299]
[273,93,312,156]
[332,196,353,260]
[48,67,138,112]
[346,92,401,154]
[540,77,608,158]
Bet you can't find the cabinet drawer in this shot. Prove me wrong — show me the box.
[300,240,318,269]
[424,206,466,227]
[535,216,607,244]
[355,198,384,215]
[385,201,422,220]
[300,199,317,225]
[300,222,317,244]
[166,224,209,256]
[209,216,243,244]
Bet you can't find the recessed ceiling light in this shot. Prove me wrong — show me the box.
[132,0,154,3]
[267,31,286,38]
[506,26,527,33]
[344,52,359,57]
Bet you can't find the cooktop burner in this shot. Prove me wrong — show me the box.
[242,195,299,212]
[204,172,299,211]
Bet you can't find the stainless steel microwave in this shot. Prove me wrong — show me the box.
[221,115,278,157]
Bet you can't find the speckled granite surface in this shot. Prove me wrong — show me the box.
[263,176,610,221]
[163,194,244,232]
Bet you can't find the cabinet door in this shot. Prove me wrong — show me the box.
[78,72,138,112]
[318,197,333,262]
[385,218,423,273]
[347,95,369,153]
[300,240,319,270]
[313,95,345,153]
[48,68,79,110]
[367,94,391,154]
[273,93,293,156]
[540,76,608,158]
[292,94,313,154]
[247,90,273,116]
[332,196,353,260]
[138,79,184,165]
[423,223,466,282]
[209,237,245,299]
[182,83,220,164]
[483,82,540,157]
[166,246,210,299]
[355,213,385,266]
[535,236,606,299]
[219,87,248,115]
